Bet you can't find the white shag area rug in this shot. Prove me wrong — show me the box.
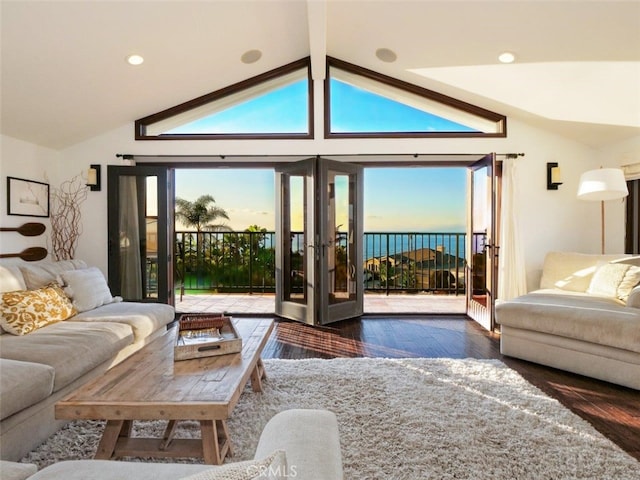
[22,358,639,479]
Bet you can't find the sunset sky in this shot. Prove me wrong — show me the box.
[175,166,466,233]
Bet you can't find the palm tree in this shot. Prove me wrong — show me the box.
[175,195,231,283]
[175,195,230,232]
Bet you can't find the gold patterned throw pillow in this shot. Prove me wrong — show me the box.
[0,284,77,335]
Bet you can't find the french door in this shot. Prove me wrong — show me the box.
[275,157,364,325]
[107,166,175,304]
[466,154,500,331]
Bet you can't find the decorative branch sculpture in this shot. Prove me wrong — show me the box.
[49,173,88,260]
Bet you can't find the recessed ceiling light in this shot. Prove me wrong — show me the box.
[241,49,262,64]
[376,48,397,63]
[126,54,144,66]
[498,52,515,64]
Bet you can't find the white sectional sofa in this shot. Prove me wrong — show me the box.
[0,259,175,461]
[496,252,640,390]
[1,409,343,480]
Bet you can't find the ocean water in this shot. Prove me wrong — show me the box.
[179,230,479,261]
[364,232,467,260]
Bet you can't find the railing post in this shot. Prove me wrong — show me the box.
[386,234,390,296]
[249,232,253,295]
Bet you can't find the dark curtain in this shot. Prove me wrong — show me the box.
[625,179,640,254]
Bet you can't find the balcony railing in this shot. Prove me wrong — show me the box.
[174,231,487,295]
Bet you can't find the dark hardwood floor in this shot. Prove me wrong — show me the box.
[258,315,640,462]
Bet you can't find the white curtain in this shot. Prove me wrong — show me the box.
[119,176,142,300]
[498,159,527,301]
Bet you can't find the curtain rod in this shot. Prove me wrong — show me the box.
[115,152,525,159]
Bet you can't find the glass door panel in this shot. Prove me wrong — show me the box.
[319,160,363,323]
[275,159,316,324]
[285,174,307,304]
[466,154,497,330]
[107,166,175,304]
[275,157,363,325]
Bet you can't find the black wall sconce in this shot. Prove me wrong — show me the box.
[87,164,101,191]
[547,162,562,190]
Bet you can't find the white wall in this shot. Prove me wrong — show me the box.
[5,122,637,293]
[0,135,60,257]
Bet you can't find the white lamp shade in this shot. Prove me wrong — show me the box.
[577,168,628,201]
[87,168,98,186]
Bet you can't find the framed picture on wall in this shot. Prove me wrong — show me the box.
[7,176,50,217]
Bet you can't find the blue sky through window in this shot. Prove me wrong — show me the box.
[166,80,309,134]
[330,79,477,133]
[175,168,465,233]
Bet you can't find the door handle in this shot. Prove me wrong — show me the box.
[305,243,320,260]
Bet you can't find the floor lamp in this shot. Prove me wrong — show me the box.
[577,168,629,254]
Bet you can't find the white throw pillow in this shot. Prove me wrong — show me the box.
[19,259,87,290]
[58,267,114,312]
[0,265,27,293]
[587,263,640,302]
[179,450,287,480]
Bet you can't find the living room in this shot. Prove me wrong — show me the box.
[1,1,639,479]
[2,2,639,277]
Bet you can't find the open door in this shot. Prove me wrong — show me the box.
[107,166,175,305]
[466,154,499,331]
[275,157,363,325]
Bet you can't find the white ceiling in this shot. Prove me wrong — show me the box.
[1,0,639,150]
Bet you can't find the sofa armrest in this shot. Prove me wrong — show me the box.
[254,409,343,480]
[0,461,37,480]
[627,285,640,308]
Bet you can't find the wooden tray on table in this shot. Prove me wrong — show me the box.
[174,314,242,361]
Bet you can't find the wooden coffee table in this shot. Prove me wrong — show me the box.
[55,318,274,465]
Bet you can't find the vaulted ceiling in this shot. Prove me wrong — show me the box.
[1,0,639,150]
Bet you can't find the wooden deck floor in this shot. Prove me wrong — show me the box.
[256,316,640,462]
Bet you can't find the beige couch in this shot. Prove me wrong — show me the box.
[2,409,343,480]
[0,259,175,461]
[496,252,640,390]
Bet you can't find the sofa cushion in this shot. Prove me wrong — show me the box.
[0,284,77,335]
[179,450,287,480]
[0,265,26,293]
[255,409,343,480]
[72,302,175,343]
[58,267,114,312]
[528,288,622,303]
[587,262,640,302]
[495,292,640,354]
[612,255,640,267]
[19,260,87,290]
[0,266,28,335]
[0,359,54,420]
[539,252,628,292]
[0,321,134,391]
[26,460,214,480]
[0,461,38,480]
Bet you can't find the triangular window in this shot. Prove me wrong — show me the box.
[135,58,313,139]
[135,57,506,141]
[325,57,506,138]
